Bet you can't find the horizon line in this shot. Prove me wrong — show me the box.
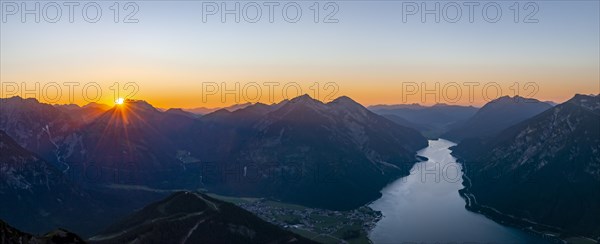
[2,93,596,111]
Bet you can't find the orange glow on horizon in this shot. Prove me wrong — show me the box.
[1,76,598,109]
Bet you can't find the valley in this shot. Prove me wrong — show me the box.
[369,139,550,243]
[3,2,598,242]
[210,194,381,244]
[1,94,599,243]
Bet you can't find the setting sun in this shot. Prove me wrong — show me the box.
[115,98,125,105]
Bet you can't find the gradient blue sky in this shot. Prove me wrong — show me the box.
[1,0,599,107]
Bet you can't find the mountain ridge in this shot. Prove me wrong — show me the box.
[451,94,600,239]
[1,94,427,210]
[443,95,553,141]
[89,191,315,244]
[0,219,85,244]
[368,101,478,138]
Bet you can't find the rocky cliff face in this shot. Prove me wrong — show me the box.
[0,130,97,235]
[0,97,87,171]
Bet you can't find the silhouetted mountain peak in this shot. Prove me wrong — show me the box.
[0,96,83,150]
[486,95,550,106]
[0,97,59,113]
[289,94,319,103]
[2,96,40,104]
[330,95,361,107]
[165,108,184,113]
[207,108,232,116]
[481,95,548,109]
[164,108,197,118]
[82,102,110,110]
[102,99,163,122]
[489,95,516,103]
[326,96,372,118]
[245,102,270,110]
[54,103,81,110]
[443,96,552,141]
[278,94,328,115]
[121,99,158,112]
[232,102,272,116]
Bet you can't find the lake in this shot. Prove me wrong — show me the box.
[369,139,548,243]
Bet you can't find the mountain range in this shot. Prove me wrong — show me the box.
[452,94,600,239]
[54,102,112,124]
[191,95,427,209]
[172,95,427,209]
[368,103,478,138]
[443,96,553,141]
[3,93,596,242]
[0,129,92,234]
[0,129,168,237]
[0,94,427,234]
[182,102,253,115]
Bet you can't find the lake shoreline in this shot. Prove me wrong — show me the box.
[457,170,597,244]
[457,175,563,243]
[369,139,547,243]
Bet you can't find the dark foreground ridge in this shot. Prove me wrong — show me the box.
[89,191,316,244]
[0,219,85,244]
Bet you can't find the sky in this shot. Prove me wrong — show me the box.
[1,0,599,108]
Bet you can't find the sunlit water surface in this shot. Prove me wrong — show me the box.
[369,139,547,243]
